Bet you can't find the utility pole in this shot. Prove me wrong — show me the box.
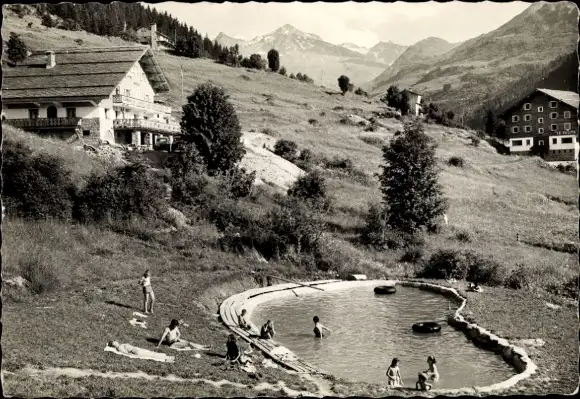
[180,65,184,104]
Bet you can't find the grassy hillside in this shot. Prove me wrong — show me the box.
[2,10,579,397]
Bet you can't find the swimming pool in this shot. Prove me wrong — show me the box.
[250,285,516,389]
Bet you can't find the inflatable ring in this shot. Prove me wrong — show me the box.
[374,285,396,295]
[412,322,441,334]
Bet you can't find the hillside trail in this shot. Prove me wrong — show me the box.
[9,365,324,397]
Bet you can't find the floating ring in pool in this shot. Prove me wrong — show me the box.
[412,322,441,333]
[374,285,397,295]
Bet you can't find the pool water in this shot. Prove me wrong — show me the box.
[251,285,515,389]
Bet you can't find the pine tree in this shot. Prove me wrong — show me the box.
[7,32,28,65]
[338,75,350,95]
[484,110,496,135]
[267,49,280,72]
[379,120,448,233]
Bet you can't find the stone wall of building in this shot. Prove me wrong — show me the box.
[80,118,101,146]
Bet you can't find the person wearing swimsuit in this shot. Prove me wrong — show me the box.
[386,358,403,387]
[138,269,155,314]
[313,316,331,338]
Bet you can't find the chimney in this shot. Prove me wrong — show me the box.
[45,51,56,69]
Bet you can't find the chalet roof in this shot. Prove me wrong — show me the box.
[499,88,579,117]
[2,46,170,103]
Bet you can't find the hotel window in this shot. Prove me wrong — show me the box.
[125,89,131,97]
[115,87,120,95]
[552,138,558,144]
[537,106,543,112]
[512,126,519,133]
[539,140,544,146]
[104,108,110,119]
[550,112,558,119]
[28,109,39,119]
[526,139,531,146]
[83,130,90,136]
[66,108,76,118]
[562,137,573,144]
[512,115,519,122]
[564,123,571,131]
[564,111,571,118]
[512,140,523,146]
[524,114,531,121]
[524,126,532,133]
[538,117,544,124]
[538,127,544,134]
[523,103,531,110]
[551,124,558,131]
[549,101,557,108]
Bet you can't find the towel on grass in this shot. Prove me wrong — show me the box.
[262,358,278,369]
[129,318,147,329]
[133,312,148,318]
[241,364,257,373]
[270,346,297,361]
[104,344,175,363]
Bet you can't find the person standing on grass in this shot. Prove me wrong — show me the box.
[138,269,155,314]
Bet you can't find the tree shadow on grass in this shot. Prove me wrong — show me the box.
[105,300,137,310]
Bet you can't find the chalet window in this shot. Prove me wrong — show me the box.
[125,89,131,97]
[538,128,544,134]
[524,114,531,121]
[562,137,573,144]
[66,108,76,118]
[104,108,110,119]
[550,112,558,119]
[539,140,544,146]
[526,139,531,146]
[512,115,519,122]
[564,123,571,130]
[549,101,557,108]
[538,117,544,124]
[512,140,523,146]
[551,124,558,131]
[115,87,120,95]
[28,109,39,119]
[523,103,531,110]
[564,111,571,118]
[512,126,519,133]
[552,138,557,144]
[537,106,543,112]
[524,126,532,133]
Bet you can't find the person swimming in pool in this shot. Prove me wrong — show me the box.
[312,316,331,338]
[260,320,276,339]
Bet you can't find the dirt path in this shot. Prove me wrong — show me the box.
[13,365,320,397]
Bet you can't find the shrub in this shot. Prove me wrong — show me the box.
[164,144,207,205]
[418,249,470,280]
[27,22,33,28]
[21,257,60,294]
[456,230,471,242]
[504,263,528,289]
[75,163,167,223]
[261,127,276,136]
[180,83,245,174]
[289,73,296,79]
[360,204,387,249]
[464,252,504,286]
[448,156,465,167]
[401,245,425,263]
[74,38,84,45]
[279,66,287,76]
[41,13,53,28]
[338,75,350,95]
[308,118,319,125]
[354,87,368,97]
[470,136,481,147]
[288,170,327,204]
[7,32,28,65]
[324,156,353,171]
[219,167,256,199]
[2,140,75,220]
[273,139,298,162]
[360,136,384,147]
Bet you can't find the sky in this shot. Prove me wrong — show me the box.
[148,1,531,48]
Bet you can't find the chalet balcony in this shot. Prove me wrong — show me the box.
[6,117,81,129]
[112,95,172,114]
[113,118,181,134]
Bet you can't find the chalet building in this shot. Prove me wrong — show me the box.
[402,89,422,116]
[499,88,579,164]
[136,24,175,52]
[2,46,180,150]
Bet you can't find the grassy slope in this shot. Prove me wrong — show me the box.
[2,11,578,397]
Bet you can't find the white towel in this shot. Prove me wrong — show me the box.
[168,341,210,351]
[262,358,278,369]
[129,318,147,329]
[241,364,257,373]
[104,345,175,363]
[133,312,148,318]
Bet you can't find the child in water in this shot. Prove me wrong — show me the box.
[312,316,331,338]
[416,373,432,391]
[386,358,403,387]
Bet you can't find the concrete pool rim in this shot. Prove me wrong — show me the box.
[219,279,538,394]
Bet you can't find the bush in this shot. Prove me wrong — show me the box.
[448,156,465,167]
[267,49,280,72]
[288,170,328,205]
[261,127,276,136]
[338,75,350,94]
[21,257,60,294]
[7,32,28,65]
[470,136,481,147]
[75,163,167,223]
[419,249,504,285]
[360,204,387,249]
[401,245,425,263]
[180,83,245,174]
[273,139,298,162]
[354,87,368,97]
[360,136,384,147]
[464,252,504,286]
[279,66,287,76]
[308,118,319,125]
[456,230,471,242]
[41,13,53,28]
[74,38,84,45]
[324,156,353,171]
[2,140,75,220]
[219,167,256,199]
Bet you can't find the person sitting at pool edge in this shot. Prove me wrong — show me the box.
[386,358,403,388]
[416,372,432,391]
[260,320,276,339]
[238,309,259,334]
[421,356,439,381]
[157,319,210,350]
[313,316,331,338]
